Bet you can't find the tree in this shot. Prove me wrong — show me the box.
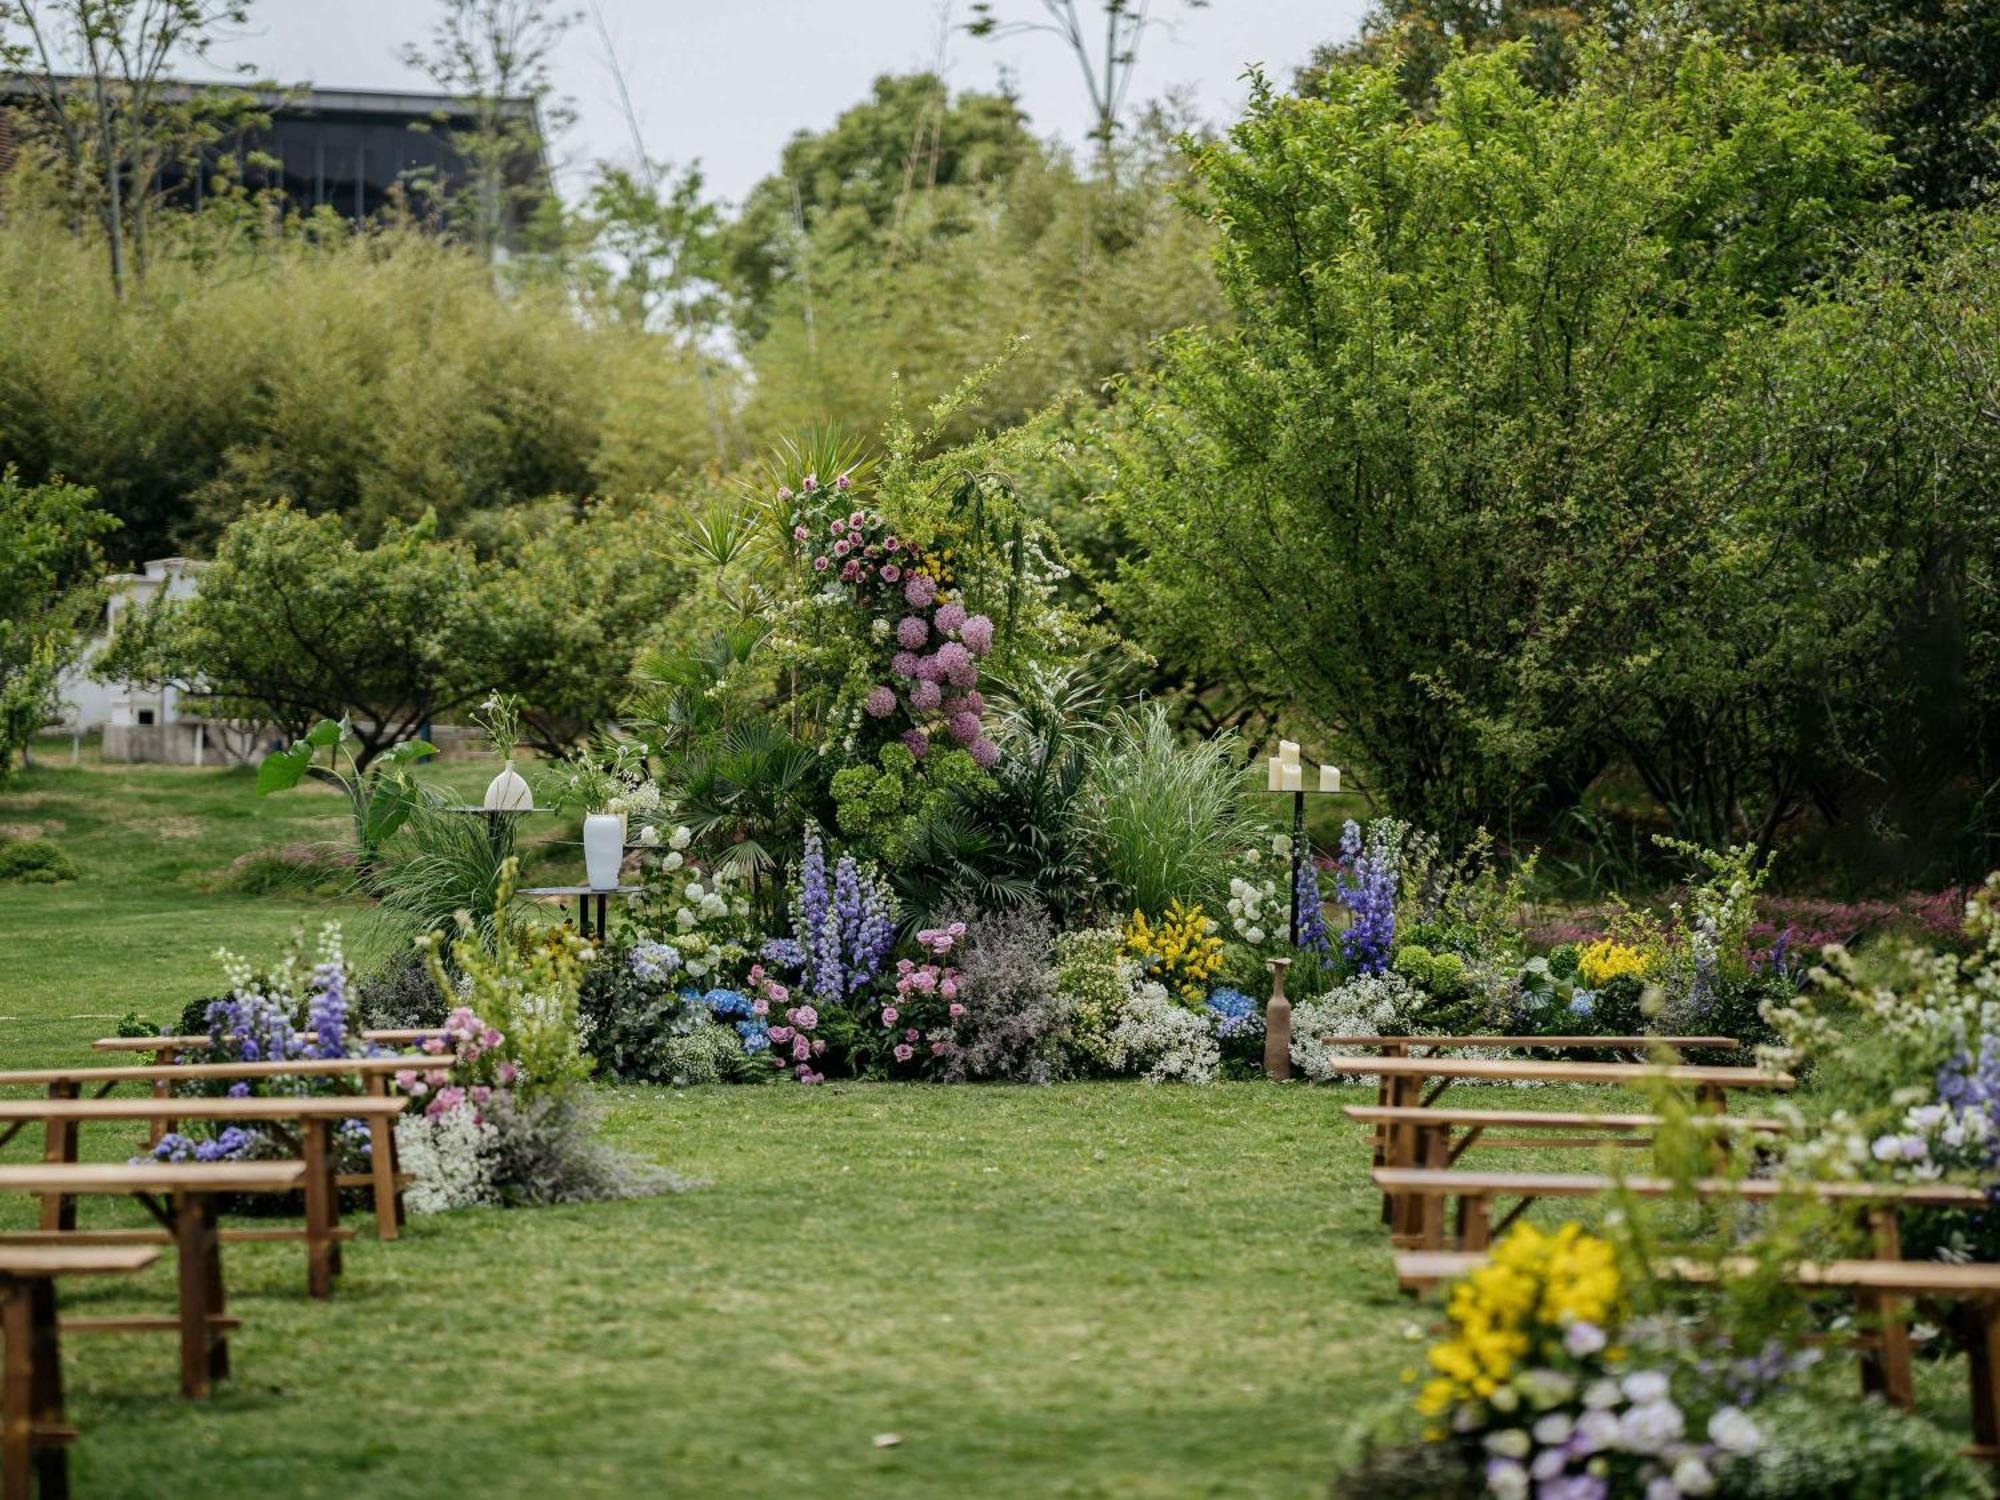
[398,0,574,261]
[1300,0,2000,210]
[722,72,1039,341]
[967,0,1209,160]
[0,0,255,296]
[1103,36,1890,837]
[0,466,117,780]
[98,501,489,769]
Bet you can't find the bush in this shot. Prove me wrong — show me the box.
[936,907,1065,1083]
[1105,981,1220,1083]
[1291,974,1426,1081]
[481,1092,687,1207]
[221,841,356,897]
[353,947,447,1031]
[0,837,77,883]
[1716,1392,1992,1499]
[1051,926,1134,1075]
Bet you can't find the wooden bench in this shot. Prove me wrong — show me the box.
[1324,1034,1740,1057]
[1393,1249,2000,1461]
[0,1163,306,1399]
[1345,1104,1791,1228]
[1371,1166,1986,1253]
[0,1055,440,1242]
[0,1096,411,1298]
[1,1245,160,1500]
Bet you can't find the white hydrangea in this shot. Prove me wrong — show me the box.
[667,825,692,851]
[396,1109,497,1214]
[1289,973,1426,1082]
[1106,981,1220,1084]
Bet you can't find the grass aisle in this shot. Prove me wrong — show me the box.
[14,1082,1396,1499]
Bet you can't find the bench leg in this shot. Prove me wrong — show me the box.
[1419,1127,1449,1252]
[25,1282,64,1500]
[2,1284,29,1500]
[38,1086,79,1234]
[173,1192,223,1398]
[1860,1209,1916,1408]
[302,1121,337,1298]
[1969,1302,2000,1453]
[1458,1197,1491,1252]
[365,1076,401,1242]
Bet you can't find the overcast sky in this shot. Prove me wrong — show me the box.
[191,1,1368,205]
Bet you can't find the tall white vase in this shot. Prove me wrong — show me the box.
[482,760,533,811]
[583,813,624,890]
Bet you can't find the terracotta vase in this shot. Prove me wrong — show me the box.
[1263,957,1294,1080]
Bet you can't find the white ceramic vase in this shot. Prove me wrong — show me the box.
[582,812,624,890]
[482,760,533,811]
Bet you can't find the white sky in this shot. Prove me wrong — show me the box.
[191,0,1367,205]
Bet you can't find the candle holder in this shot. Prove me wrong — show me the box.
[1262,748,1341,949]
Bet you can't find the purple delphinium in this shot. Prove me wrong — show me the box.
[832,854,896,995]
[1294,855,1332,954]
[206,993,300,1065]
[1938,1037,2000,1168]
[794,826,832,982]
[1334,819,1397,975]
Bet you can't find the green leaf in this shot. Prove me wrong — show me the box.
[364,775,417,845]
[256,747,309,796]
[386,739,439,765]
[304,718,343,749]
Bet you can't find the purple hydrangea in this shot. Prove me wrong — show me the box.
[904,575,937,607]
[934,601,968,634]
[896,616,928,649]
[901,729,930,760]
[935,642,977,687]
[890,650,921,678]
[969,736,999,769]
[909,678,942,711]
[947,711,981,746]
[864,685,897,718]
[960,614,994,655]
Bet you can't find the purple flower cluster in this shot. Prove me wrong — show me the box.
[774,827,898,1004]
[1938,1038,2000,1167]
[866,581,1001,768]
[1294,855,1331,954]
[205,992,303,1064]
[146,1126,254,1164]
[1335,819,1397,975]
[306,959,349,1060]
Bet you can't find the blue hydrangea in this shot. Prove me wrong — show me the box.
[1569,990,1597,1019]
[702,988,754,1019]
[628,941,683,984]
[736,1020,771,1053]
[1206,987,1264,1040]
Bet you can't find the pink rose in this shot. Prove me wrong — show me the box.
[881,1006,900,1026]
[848,510,865,527]
[792,524,808,541]
[930,1040,947,1056]
[422,1037,446,1055]
[813,556,830,572]
[792,1035,811,1061]
[881,564,901,583]
[949,1002,966,1018]
[905,1028,919,1042]
[751,997,769,1017]
[893,1044,914,1063]
[394,1069,418,1091]
[802,474,818,492]
[768,1026,794,1045]
[835,474,851,491]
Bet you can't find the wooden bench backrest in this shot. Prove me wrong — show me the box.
[0,1054,438,1087]
[0,1096,412,1121]
[92,1028,442,1053]
[1353,1057,1794,1088]
[1344,1105,1788,1131]
[1322,1035,1739,1051]
[1398,1250,2000,1298]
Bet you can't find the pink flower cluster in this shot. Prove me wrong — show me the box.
[869,598,1000,767]
[768,1001,827,1084]
[745,964,784,1017]
[788,478,907,601]
[399,1005,510,1120]
[884,924,967,1067]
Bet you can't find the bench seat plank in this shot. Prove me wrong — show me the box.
[0,1097,409,1122]
[1372,1168,1987,1206]
[0,1247,159,1278]
[1323,1035,1739,1051]
[1344,1106,1787,1131]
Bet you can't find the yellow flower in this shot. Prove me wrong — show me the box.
[1576,939,1649,988]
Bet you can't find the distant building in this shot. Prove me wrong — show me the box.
[58,557,258,766]
[0,78,550,242]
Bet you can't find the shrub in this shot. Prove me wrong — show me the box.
[1106,981,1219,1083]
[481,1092,687,1207]
[222,841,356,897]
[1051,926,1134,1074]
[353,947,447,1031]
[0,837,77,883]
[1717,1391,1992,1499]
[936,906,1065,1083]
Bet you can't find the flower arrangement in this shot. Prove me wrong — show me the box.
[1412,1222,1767,1500]
[1123,899,1224,1002]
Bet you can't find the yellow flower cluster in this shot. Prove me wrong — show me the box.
[1124,900,1224,1001]
[1416,1222,1622,1419]
[1576,938,1650,988]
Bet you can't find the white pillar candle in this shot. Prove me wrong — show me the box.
[1319,764,1340,794]
[1278,739,1301,765]
[1267,755,1285,792]
[1281,762,1302,792]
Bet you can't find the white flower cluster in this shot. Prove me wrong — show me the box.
[1225,836,1288,945]
[1106,981,1220,1084]
[665,860,751,981]
[1289,973,1426,1082]
[1483,1369,1760,1500]
[396,1109,497,1214]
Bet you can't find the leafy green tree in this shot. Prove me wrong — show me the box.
[1104,36,1890,836]
[98,501,489,768]
[722,72,1039,341]
[1301,0,2000,209]
[0,466,117,780]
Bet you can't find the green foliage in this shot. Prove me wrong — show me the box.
[0,213,718,559]
[0,466,117,782]
[1103,34,1892,841]
[0,837,79,884]
[1301,0,2000,211]
[1078,704,1259,916]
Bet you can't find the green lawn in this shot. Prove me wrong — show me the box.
[0,750,1978,1495]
